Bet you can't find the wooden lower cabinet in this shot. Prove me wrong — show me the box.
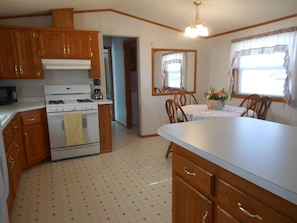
[98,104,112,153]
[173,175,212,223]
[172,143,297,223]
[2,114,24,215]
[21,108,50,168]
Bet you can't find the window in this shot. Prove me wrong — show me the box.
[162,52,185,91]
[235,53,286,96]
[166,62,182,88]
[229,27,297,106]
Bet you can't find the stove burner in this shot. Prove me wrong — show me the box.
[49,100,64,104]
[77,99,93,103]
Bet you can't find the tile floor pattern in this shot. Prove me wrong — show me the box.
[10,122,172,223]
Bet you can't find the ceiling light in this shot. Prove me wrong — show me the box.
[184,1,209,38]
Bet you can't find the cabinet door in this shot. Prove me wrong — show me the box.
[6,143,16,215]
[66,32,92,58]
[173,175,213,223]
[89,32,100,78]
[0,28,18,79]
[23,124,46,165]
[38,30,66,58]
[216,206,240,223]
[21,109,49,168]
[14,29,43,79]
[98,104,112,153]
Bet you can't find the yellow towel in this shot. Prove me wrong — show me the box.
[63,112,85,146]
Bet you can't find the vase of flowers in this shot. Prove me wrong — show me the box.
[204,87,229,110]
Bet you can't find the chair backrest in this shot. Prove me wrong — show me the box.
[239,94,261,111]
[154,87,161,94]
[173,90,198,106]
[241,96,272,120]
[253,96,272,120]
[165,99,188,123]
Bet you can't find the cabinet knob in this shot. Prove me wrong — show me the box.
[8,156,15,169]
[24,132,28,142]
[19,65,23,74]
[14,65,18,74]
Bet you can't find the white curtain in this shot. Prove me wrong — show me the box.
[229,27,297,107]
[162,52,185,90]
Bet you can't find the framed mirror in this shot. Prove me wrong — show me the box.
[152,48,197,96]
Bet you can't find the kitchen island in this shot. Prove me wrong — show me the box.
[158,117,297,222]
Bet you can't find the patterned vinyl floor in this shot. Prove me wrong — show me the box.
[10,122,172,223]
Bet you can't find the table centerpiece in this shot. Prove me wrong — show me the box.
[204,87,229,110]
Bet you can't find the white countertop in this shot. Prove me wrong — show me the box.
[158,117,297,205]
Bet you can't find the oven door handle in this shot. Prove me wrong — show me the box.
[47,110,98,118]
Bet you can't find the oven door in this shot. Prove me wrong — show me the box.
[46,110,99,149]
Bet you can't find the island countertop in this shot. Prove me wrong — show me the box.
[158,117,297,205]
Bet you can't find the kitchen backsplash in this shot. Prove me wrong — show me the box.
[0,70,97,101]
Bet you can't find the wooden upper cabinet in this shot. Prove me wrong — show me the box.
[14,29,43,79]
[0,28,19,79]
[38,30,97,59]
[88,32,100,78]
[0,27,43,79]
[38,30,66,58]
[0,25,101,79]
[38,29,101,78]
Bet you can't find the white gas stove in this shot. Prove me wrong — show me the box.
[44,85,100,161]
[44,85,98,113]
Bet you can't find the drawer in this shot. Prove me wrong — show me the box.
[217,179,294,223]
[21,110,41,125]
[173,152,215,195]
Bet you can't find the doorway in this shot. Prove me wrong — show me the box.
[103,36,139,132]
[104,46,115,120]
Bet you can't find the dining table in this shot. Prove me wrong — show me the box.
[181,104,249,121]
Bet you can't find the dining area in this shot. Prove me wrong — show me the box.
[166,89,272,122]
[164,89,273,158]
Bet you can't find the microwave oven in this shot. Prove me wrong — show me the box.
[0,86,17,105]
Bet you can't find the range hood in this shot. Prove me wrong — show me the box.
[41,59,91,70]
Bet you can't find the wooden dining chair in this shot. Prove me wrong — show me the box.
[239,94,261,111]
[165,99,188,158]
[241,96,272,120]
[253,96,272,120]
[173,90,198,106]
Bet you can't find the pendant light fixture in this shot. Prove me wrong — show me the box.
[184,1,209,38]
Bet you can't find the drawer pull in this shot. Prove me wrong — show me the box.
[184,167,196,176]
[202,211,208,223]
[28,118,35,122]
[237,202,263,221]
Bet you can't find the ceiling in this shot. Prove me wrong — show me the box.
[1,0,297,36]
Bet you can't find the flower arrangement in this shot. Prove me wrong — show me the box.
[204,87,229,105]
